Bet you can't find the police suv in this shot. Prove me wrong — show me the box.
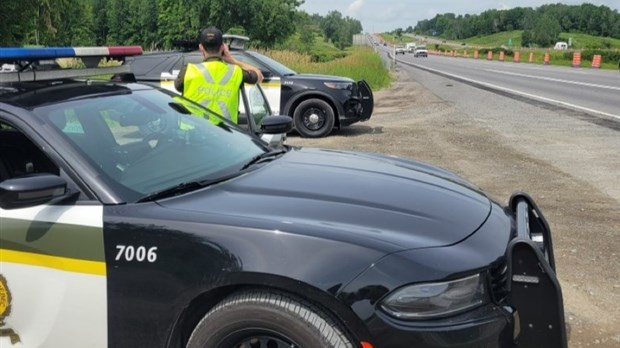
[127,35,374,138]
[1,47,567,348]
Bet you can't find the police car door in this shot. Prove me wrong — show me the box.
[0,118,107,347]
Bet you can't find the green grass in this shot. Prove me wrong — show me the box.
[558,32,620,49]
[464,30,523,48]
[463,30,620,50]
[378,33,410,45]
[264,46,392,91]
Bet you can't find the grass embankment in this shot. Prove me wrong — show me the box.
[264,46,392,91]
[463,31,620,50]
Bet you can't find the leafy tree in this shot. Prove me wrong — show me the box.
[533,15,562,47]
[414,3,620,42]
[521,30,534,47]
[320,10,343,43]
[243,0,302,47]
[93,0,109,45]
[0,0,37,46]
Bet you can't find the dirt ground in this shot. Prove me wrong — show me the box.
[286,67,620,347]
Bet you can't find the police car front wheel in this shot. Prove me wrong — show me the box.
[186,290,354,348]
[293,98,335,138]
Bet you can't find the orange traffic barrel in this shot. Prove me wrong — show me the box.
[529,52,534,63]
[464,50,468,58]
[572,52,581,67]
[499,51,505,61]
[544,52,550,65]
[591,55,602,68]
[487,51,493,60]
[514,51,521,63]
[474,50,479,59]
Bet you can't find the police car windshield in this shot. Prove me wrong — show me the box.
[32,85,267,203]
[250,52,297,76]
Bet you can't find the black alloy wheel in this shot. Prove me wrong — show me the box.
[293,98,335,138]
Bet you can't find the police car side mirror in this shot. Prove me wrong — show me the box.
[0,174,67,210]
[260,115,292,134]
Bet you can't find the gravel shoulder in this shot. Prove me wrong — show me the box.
[287,65,620,347]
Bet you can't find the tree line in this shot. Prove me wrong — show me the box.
[412,3,620,47]
[0,0,362,51]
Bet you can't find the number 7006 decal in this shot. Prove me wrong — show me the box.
[115,245,158,262]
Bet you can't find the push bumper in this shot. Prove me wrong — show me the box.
[341,80,373,126]
[506,192,568,348]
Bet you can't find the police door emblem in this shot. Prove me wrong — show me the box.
[0,274,20,344]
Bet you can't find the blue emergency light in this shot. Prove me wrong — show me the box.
[0,46,143,61]
[0,46,143,82]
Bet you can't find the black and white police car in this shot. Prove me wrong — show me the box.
[0,47,567,348]
[127,35,374,138]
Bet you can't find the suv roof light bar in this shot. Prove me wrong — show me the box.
[222,34,250,50]
[0,46,143,83]
[171,35,250,52]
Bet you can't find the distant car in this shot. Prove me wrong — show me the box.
[395,46,406,55]
[127,35,374,138]
[414,46,429,58]
[406,43,417,53]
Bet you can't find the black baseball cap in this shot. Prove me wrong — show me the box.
[199,27,223,47]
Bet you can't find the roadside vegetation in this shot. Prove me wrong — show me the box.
[265,46,391,91]
[1,0,392,90]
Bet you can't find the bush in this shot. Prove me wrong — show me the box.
[561,49,620,64]
[478,47,514,56]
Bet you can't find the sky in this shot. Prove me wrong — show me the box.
[299,0,620,33]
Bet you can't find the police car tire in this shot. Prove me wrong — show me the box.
[293,98,335,138]
[186,289,354,348]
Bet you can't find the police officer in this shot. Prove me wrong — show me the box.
[175,27,263,124]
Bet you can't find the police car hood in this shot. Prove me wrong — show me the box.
[160,148,492,251]
[290,74,354,82]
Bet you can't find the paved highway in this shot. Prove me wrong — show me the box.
[391,51,620,121]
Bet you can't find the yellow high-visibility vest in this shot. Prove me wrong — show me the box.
[183,60,243,123]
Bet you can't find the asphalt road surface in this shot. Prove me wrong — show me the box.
[394,52,620,120]
[289,57,620,347]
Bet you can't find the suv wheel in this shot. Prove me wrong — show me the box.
[293,98,335,138]
[187,290,354,348]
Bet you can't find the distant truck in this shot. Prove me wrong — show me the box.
[554,41,568,50]
[406,42,417,53]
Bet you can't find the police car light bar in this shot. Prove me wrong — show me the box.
[0,46,143,83]
[0,46,143,61]
[222,34,249,50]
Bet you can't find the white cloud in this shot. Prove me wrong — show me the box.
[347,0,365,16]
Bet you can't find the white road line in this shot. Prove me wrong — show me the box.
[485,69,620,91]
[413,63,620,121]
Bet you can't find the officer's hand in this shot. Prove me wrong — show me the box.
[252,68,264,84]
[221,44,235,64]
